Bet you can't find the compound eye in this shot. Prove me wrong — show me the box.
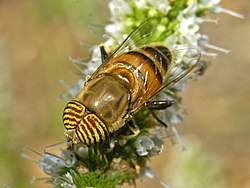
[76,114,109,146]
[62,100,85,129]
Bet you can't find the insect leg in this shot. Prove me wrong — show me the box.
[100,46,109,62]
[128,118,140,137]
[118,118,140,141]
[148,109,168,127]
[146,100,174,110]
[145,100,174,128]
[44,140,68,152]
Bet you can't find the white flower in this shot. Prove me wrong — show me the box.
[39,149,77,175]
[158,2,171,14]
[109,0,132,20]
[133,0,171,13]
[136,136,155,156]
[85,45,102,75]
[134,0,147,9]
[22,147,77,176]
[60,172,77,188]
[135,135,164,156]
[105,22,124,36]
[199,0,221,9]
[140,167,171,188]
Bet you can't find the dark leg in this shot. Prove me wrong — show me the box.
[146,100,175,128]
[149,109,168,127]
[100,46,109,62]
[146,100,174,110]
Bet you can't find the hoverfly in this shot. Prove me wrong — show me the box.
[63,17,201,146]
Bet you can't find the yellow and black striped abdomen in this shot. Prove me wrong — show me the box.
[106,45,172,101]
[63,100,109,146]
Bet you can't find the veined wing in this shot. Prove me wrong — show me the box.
[130,47,202,114]
[106,17,160,59]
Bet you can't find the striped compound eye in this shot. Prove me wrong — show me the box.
[63,100,85,130]
[63,100,109,146]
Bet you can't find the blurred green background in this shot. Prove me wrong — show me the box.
[0,0,249,187]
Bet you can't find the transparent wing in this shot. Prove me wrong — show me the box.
[106,17,160,60]
[154,47,202,97]
[129,47,202,115]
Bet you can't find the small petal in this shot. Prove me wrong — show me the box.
[213,6,245,19]
[136,136,154,156]
[171,126,186,151]
[141,167,171,188]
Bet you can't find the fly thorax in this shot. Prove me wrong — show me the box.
[107,65,144,103]
[77,76,130,132]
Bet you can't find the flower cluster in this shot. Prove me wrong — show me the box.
[24,0,243,187]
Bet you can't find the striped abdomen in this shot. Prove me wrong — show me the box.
[63,100,109,146]
[95,45,173,107]
[126,46,172,101]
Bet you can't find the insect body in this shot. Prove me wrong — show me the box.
[63,18,200,146]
